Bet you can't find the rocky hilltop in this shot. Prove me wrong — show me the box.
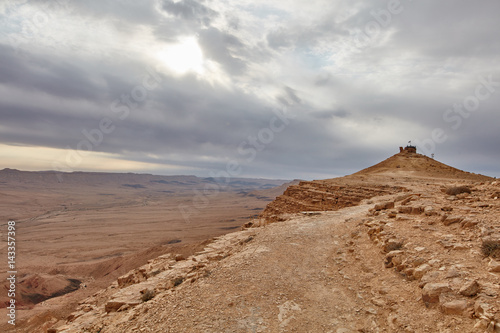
[30,149,500,333]
[257,149,491,224]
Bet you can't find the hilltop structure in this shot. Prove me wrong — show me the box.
[399,143,417,154]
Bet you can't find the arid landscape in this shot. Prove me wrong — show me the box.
[0,169,292,332]
[4,147,500,332]
[3,1,500,332]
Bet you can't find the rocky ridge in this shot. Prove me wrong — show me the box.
[41,151,500,332]
[257,180,406,224]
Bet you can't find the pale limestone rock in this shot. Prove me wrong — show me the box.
[474,300,494,319]
[413,264,431,280]
[384,250,404,268]
[474,318,489,330]
[488,260,500,272]
[424,206,437,216]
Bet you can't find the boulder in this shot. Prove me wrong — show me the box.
[422,283,451,304]
[488,260,500,272]
[374,201,395,211]
[413,264,431,280]
[441,300,467,315]
[105,301,127,313]
[459,280,480,297]
[441,215,464,226]
[175,254,186,261]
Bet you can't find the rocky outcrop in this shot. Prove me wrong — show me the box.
[363,180,500,329]
[56,230,259,332]
[259,180,405,223]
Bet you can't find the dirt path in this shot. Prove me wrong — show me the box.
[90,201,467,333]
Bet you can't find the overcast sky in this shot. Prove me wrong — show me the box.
[1,0,499,180]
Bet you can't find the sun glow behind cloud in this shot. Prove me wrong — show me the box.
[157,37,204,75]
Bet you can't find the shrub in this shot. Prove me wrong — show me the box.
[445,186,472,196]
[141,289,155,302]
[481,240,500,258]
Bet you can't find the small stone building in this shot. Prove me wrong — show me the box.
[399,145,417,154]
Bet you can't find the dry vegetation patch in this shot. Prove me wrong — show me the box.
[445,186,472,196]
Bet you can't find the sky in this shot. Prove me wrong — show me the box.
[0,0,499,180]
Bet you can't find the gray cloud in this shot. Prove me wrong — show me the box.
[198,27,247,75]
[161,0,217,25]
